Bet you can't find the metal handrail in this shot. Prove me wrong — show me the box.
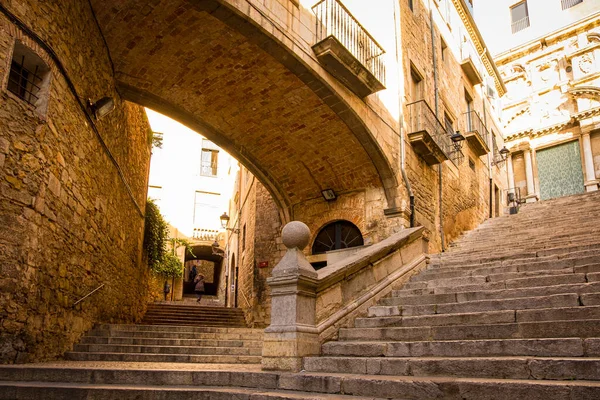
[406,99,453,158]
[73,283,105,307]
[312,0,386,85]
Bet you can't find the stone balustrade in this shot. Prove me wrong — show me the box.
[262,221,429,371]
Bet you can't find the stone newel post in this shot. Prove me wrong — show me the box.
[261,221,320,372]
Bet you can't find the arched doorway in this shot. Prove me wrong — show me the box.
[183,244,223,298]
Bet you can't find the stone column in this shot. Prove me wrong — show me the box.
[507,153,516,193]
[262,221,320,372]
[581,132,599,192]
[524,149,538,203]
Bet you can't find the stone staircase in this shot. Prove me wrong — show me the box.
[140,303,247,327]
[300,191,600,397]
[61,304,260,364]
[1,192,600,398]
[64,324,263,364]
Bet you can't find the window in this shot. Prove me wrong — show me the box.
[409,65,424,102]
[193,191,220,226]
[7,41,51,114]
[312,220,364,255]
[510,1,530,33]
[562,0,583,10]
[465,90,474,131]
[444,112,454,136]
[200,139,219,176]
[441,38,448,62]
[469,158,476,171]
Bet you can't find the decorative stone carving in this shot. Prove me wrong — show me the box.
[578,53,594,74]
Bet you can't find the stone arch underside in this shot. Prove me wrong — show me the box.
[90,0,400,221]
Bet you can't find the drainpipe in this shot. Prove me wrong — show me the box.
[393,0,415,227]
[479,49,494,219]
[428,1,444,251]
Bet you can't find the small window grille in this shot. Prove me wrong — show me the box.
[561,0,583,10]
[312,220,364,256]
[7,41,51,112]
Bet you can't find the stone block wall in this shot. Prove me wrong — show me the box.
[401,0,498,250]
[0,1,152,363]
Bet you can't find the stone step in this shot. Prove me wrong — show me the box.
[138,319,246,327]
[428,249,600,271]
[446,234,600,251]
[86,330,263,340]
[89,325,263,340]
[72,343,263,356]
[322,338,600,358]
[412,266,591,285]
[338,319,600,342]
[360,306,600,328]
[79,336,262,347]
[430,248,600,269]
[392,278,600,302]
[64,351,262,364]
[1,366,600,400]
[303,356,600,380]
[0,382,377,400]
[93,324,260,334]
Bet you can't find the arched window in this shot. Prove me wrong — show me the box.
[312,220,364,255]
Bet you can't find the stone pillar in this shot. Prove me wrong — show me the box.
[262,221,320,372]
[581,132,598,192]
[507,153,516,193]
[524,149,538,203]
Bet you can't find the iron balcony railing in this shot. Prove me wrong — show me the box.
[312,0,386,85]
[562,0,583,10]
[200,161,218,177]
[192,228,219,241]
[463,110,489,144]
[407,100,453,158]
[511,16,530,34]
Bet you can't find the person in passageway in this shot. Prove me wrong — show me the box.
[194,273,205,303]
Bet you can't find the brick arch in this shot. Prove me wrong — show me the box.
[90,0,400,221]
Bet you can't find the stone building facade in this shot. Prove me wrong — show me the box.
[475,0,600,202]
[0,2,152,362]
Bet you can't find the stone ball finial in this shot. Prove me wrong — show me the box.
[282,221,310,250]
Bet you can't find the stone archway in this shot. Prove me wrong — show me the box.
[89,0,402,222]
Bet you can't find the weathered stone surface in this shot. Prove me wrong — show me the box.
[0,6,151,363]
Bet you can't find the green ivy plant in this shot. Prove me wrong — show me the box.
[143,199,168,272]
[143,199,196,300]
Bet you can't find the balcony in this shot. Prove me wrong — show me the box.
[406,100,452,165]
[511,16,530,34]
[312,0,386,98]
[561,0,583,10]
[460,42,484,86]
[462,111,490,157]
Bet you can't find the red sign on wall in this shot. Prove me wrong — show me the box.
[258,261,269,268]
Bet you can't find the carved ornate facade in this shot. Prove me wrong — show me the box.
[476,1,600,202]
